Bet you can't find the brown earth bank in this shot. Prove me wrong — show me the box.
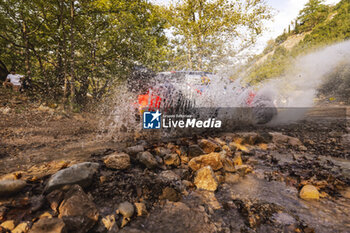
[0,89,350,233]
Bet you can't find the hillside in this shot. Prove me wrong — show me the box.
[243,0,350,84]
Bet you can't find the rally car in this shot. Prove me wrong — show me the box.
[130,70,277,124]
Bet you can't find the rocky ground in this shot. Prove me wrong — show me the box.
[0,89,350,233]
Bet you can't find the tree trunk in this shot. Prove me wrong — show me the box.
[22,20,31,80]
[59,1,68,104]
[69,0,76,107]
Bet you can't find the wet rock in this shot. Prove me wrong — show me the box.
[269,132,290,144]
[46,190,64,212]
[117,202,134,227]
[30,195,45,213]
[224,173,240,184]
[215,173,225,184]
[159,187,181,202]
[164,154,180,166]
[182,180,194,188]
[39,212,53,219]
[135,203,148,216]
[125,145,144,156]
[340,134,350,150]
[188,144,205,157]
[12,222,29,233]
[58,185,99,232]
[60,216,93,233]
[137,152,158,169]
[180,156,189,164]
[233,153,243,166]
[235,165,253,177]
[288,137,304,148]
[269,132,304,148]
[154,155,163,165]
[194,166,219,191]
[104,152,130,170]
[0,206,7,222]
[237,132,260,145]
[299,185,320,200]
[188,152,223,171]
[29,218,66,233]
[154,147,171,157]
[222,145,231,152]
[214,137,226,146]
[117,201,134,218]
[341,187,350,199]
[101,215,116,231]
[45,162,99,193]
[0,179,26,196]
[0,172,21,181]
[99,176,106,183]
[125,144,145,156]
[0,220,15,231]
[246,157,259,165]
[159,170,180,182]
[198,139,221,153]
[228,142,238,151]
[222,157,236,172]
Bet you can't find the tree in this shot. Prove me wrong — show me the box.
[0,0,169,107]
[166,0,272,71]
[297,0,329,31]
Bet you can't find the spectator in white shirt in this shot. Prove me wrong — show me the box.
[3,69,24,92]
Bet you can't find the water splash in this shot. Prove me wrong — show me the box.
[100,40,350,139]
[261,40,350,108]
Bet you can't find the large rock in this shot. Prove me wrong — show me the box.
[198,139,221,153]
[164,154,180,166]
[159,187,181,202]
[117,201,134,218]
[104,153,130,170]
[137,152,158,169]
[125,145,144,156]
[269,132,304,148]
[224,173,240,184]
[194,166,219,191]
[0,179,26,197]
[159,170,180,182]
[12,222,29,233]
[46,190,64,212]
[341,134,350,150]
[188,152,223,171]
[134,203,148,216]
[236,132,260,145]
[29,218,66,233]
[154,147,171,157]
[188,145,205,157]
[233,153,243,166]
[1,220,15,231]
[299,185,320,200]
[45,162,99,193]
[58,185,99,232]
[222,157,236,172]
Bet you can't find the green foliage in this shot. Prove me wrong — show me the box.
[0,0,169,105]
[275,33,289,45]
[246,0,349,84]
[166,0,273,71]
[297,0,329,32]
